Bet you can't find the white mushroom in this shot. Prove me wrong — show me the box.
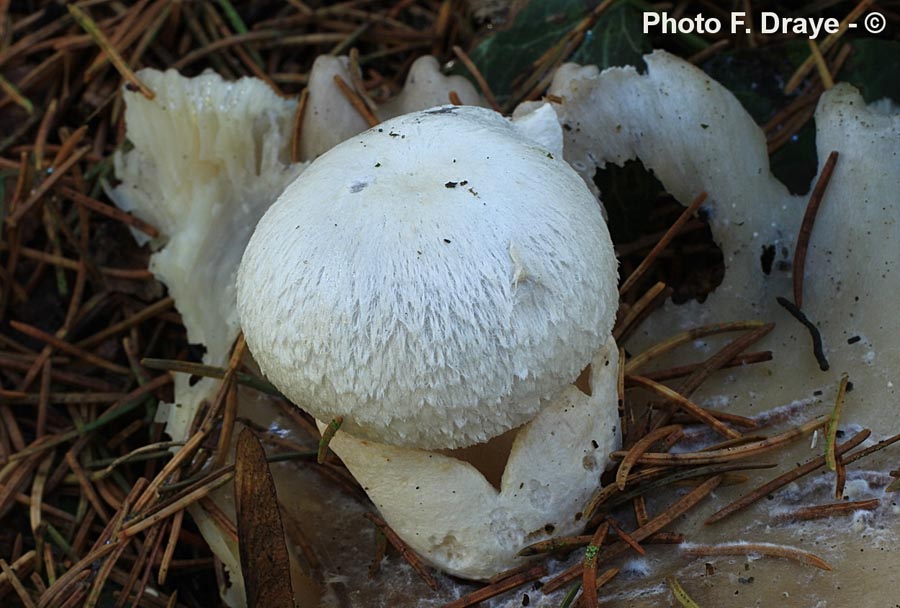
[237,104,619,450]
[237,103,621,578]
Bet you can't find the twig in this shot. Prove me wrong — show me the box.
[776,297,829,371]
[792,150,838,309]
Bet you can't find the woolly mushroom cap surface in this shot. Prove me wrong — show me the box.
[237,105,617,449]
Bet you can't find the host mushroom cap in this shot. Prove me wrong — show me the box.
[237,105,617,449]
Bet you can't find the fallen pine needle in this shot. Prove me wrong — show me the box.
[67,4,155,99]
[616,424,682,490]
[609,416,826,466]
[774,498,880,523]
[543,476,723,593]
[581,521,609,608]
[365,512,439,591]
[627,375,741,439]
[667,576,700,608]
[579,566,618,608]
[333,74,379,127]
[792,150,839,308]
[619,192,707,296]
[318,415,344,464]
[626,320,768,374]
[705,428,870,524]
[681,542,832,571]
[451,45,499,111]
[641,351,772,383]
[442,564,546,608]
[825,373,850,471]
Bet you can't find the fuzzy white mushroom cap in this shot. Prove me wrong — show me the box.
[237,105,617,449]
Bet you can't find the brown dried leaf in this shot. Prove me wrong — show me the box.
[235,428,296,608]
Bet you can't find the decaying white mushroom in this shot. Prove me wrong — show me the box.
[110,68,305,367]
[377,55,483,119]
[510,50,900,606]
[108,68,312,607]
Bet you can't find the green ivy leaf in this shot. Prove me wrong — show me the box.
[700,41,807,125]
[701,41,815,193]
[571,2,649,70]
[837,39,900,104]
[464,0,648,104]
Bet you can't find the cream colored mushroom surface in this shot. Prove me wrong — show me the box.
[320,338,619,579]
[510,50,900,606]
[237,104,618,451]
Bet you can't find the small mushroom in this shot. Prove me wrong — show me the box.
[237,105,618,450]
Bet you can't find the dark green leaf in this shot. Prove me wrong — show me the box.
[701,41,816,194]
[464,0,648,103]
[770,123,817,196]
[700,41,807,125]
[570,2,649,70]
[837,39,900,104]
